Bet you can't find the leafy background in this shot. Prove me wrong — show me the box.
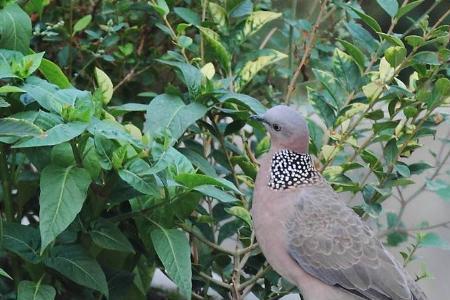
[0,0,450,299]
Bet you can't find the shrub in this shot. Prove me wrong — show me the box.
[0,0,449,299]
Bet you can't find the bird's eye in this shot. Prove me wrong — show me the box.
[272,123,281,131]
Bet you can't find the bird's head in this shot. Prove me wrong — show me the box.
[251,105,309,154]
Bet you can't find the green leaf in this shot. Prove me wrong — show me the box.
[384,138,398,165]
[376,0,398,17]
[20,52,45,77]
[88,118,143,148]
[151,227,192,300]
[175,173,241,194]
[396,0,423,19]
[0,118,43,137]
[337,39,366,70]
[198,26,231,71]
[174,7,200,25]
[157,60,202,98]
[346,5,382,33]
[39,58,71,88]
[377,32,404,48]
[236,11,281,44]
[408,162,432,175]
[0,268,12,280]
[17,281,56,300]
[45,245,108,296]
[308,88,336,128]
[0,4,32,53]
[177,35,192,48]
[0,85,25,93]
[12,122,87,148]
[234,49,287,91]
[420,232,450,250]
[345,21,379,53]
[225,206,252,227]
[229,0,253,18]
[405,35,423,48]
[151,0,169,17]
[2,223,41,263]
[332,48,361,92]
[194,185,239,203]
[72,15,92,36]
[95,67,113,104]
[200,62,215,80]
[90,219,135,253]
[412,51,440,65]
[118,159,159,196]
[144,94,207,142]
[39,165,91,252]
[384,46,406,67]
[208,2,227,33]
[218,92,266,114]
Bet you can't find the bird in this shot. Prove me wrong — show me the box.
[250,105,427,300]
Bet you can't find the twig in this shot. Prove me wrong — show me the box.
[181,224,236,256]
[285,0,330,103]
[241,264,271,295]
[199,271,232,289]
[0,144,13,222]
[401,0,442,37]
[113,65,151,92]
[259,27,278,49]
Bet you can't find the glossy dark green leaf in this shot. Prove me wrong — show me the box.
[337,39,366,70]
[194,185,239,203]
[17,281,56,300]
[45,245,108,296]
[0,118,43,137]
[39,165,91,252]
[385,46,406,67]
[174,7,200,25]
[157,60,202,98]
[0,4,32,53]
[376,0,398,17]
[198,26,231,71]
[412,51,440,65]
[90,219,135,253]
[2,223,41,263]
[118,159,159,196]
[346,6,382,33]
[396,0,424,19]
[151,227,192,300]
[175,173,241,194]
[218,92,266,114]
[384,138,398,165]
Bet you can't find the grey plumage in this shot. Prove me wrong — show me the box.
[251,105,427,300]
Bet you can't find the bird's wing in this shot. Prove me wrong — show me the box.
[286,185,412,300]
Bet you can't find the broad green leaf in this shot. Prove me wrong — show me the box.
[0,4,32,53]
[346,6,382,33]
[151,227,192,300]
[45,245,108,296]
[345,21,379,53]
[405,35,423,48]
[337,39,366,70]
[312,69,345,107]
[0,85,25,93]
[17,280,56,300]
[0,268,12,280]
[12,122,87,148]
[332,48,361,92]
[385,46,406,67]
[208,2,227,32]
[377,32,404,48]
[88,118,143,147]
[412,51,440,65]
[72,15,92,36]
[144,94,207,142]
[118,159,159,196]
[174,7,200,25]
[175,173,241,194]
[362,80,384,101]
[200,62,215,80]
[408,162,432,175]
[194,185,239,203]
[39,165,91,252]
[20,77,86,113]
[396,0,423,19]
[20,52,45,77]
[376,0,398,17]
[0,98,10,107]
[384,138,398,165]
[109,103,148,113]
[198,26,231,71]
[0,118,43,137]
[177,35,192,48]
[2,223,41,263]
[420,232,450,250]
[179,148,216,176]
[218,92,266,114]
[234,49,287,91]
[225,206,252,227]
[157,60,202,98]
[308,88,336,128]
[229,0,253,18]
[39,58,71,88]
[236,11,281,44]
[90,219,135,253]
[95,67,113,104]
[151,0,169,17]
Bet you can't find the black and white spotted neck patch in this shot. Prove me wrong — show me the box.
[268,150,321,190]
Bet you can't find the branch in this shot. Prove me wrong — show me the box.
[285,0,330,103]
[241,265,271,295]
[198,271,231,289]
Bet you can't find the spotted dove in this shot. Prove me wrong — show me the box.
[251,105,427,300]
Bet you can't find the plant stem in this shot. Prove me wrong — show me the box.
[0,144,13,222]
[285,0,329,103]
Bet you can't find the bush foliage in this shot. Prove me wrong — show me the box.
[0,0,449,299]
